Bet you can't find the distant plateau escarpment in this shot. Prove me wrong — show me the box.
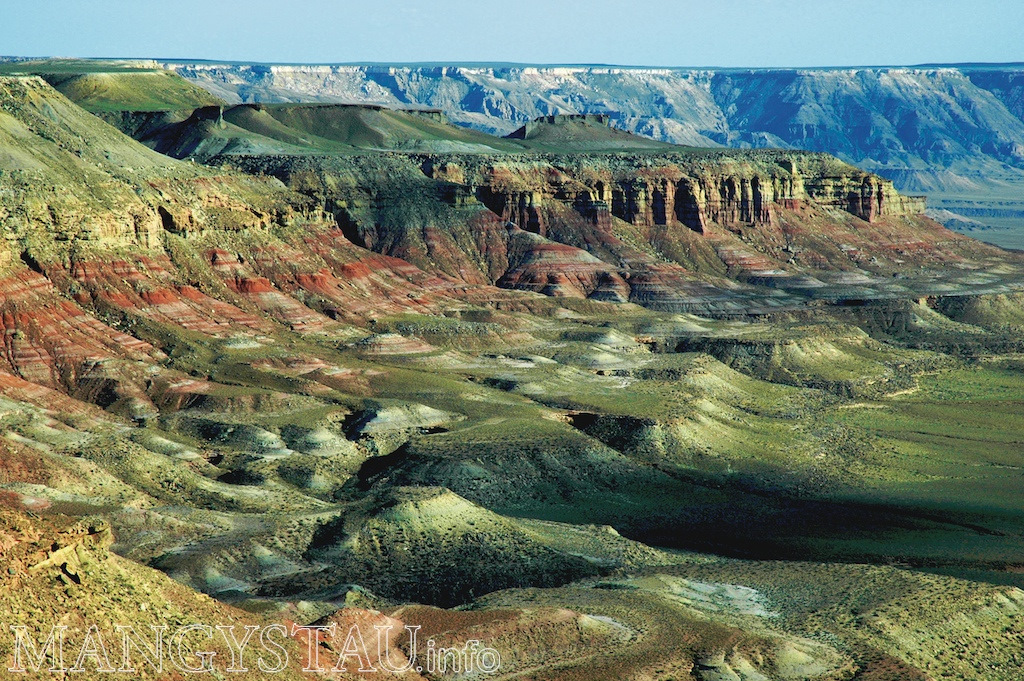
[163,62,1024,195]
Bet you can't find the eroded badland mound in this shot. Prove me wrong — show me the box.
[2,69,1024,679]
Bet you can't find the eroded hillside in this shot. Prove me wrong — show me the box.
[2,73,1024,679]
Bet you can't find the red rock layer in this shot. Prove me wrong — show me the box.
[498,232,630,300]
[53,256,272,336]
[0,270,160,388]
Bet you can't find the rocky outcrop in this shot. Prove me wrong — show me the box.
[0,76,294,266]
[454,152,924,237]
[216,146,1013,317]
[800,168,927,222]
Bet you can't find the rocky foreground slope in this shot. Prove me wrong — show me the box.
[3,74,1024,679]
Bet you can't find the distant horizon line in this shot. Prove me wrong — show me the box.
[3,55,1024,71]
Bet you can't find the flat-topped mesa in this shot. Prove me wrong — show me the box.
[239,101,449,121]
[507,114,611,139]
[436,153,926,237]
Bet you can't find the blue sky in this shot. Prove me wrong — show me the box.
[2,0,1021,67]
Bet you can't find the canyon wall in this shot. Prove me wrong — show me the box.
[424,152,925,237]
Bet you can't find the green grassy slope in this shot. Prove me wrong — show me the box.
[0,59,224,112]
[42,71,224,112]
[507,115,681,152]
[256,103,523,152]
